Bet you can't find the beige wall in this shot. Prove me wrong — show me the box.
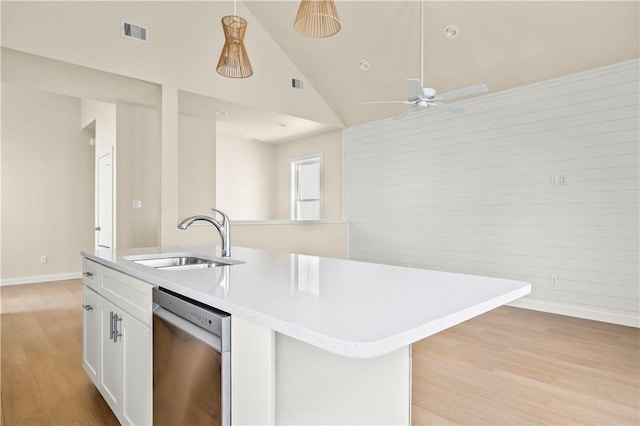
[216,137,276,220]
[81,99,116,158]
[116,103,161,249]
[1,83,94,282]
[177,114,217,220]
[0,85,346,282]
[275,131,343,220]
[215,130,343,221]
[232,223,348,259]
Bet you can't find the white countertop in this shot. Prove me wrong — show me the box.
[82,245,530,358]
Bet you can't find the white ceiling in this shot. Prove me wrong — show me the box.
[2,1,638,143]
[178,90,339,143]
[246,0,639,126]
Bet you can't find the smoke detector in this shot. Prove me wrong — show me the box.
[443,24,459,39]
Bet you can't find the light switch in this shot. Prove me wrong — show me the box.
[132,200,143,209]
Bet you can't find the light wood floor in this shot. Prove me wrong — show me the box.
[412,306,639,425]
[1,280,118,425]
[1,280,639,425]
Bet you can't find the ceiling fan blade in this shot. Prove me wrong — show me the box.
[430,102,464,114]
[395,105,418,119]
[406,79,426,99]
[436,84,488,101]
[361,100,413,105]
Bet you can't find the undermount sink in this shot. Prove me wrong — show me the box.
[124,253,243,271]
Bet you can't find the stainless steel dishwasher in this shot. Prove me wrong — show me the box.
[153,287,231,426]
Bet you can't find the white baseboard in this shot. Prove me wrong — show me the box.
[0,272,82,287]
[508,297,639,328]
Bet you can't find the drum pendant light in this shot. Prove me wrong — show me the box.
[294,0,341,38]
[217,1,253,78]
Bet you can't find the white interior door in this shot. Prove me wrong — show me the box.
[97,151,113,248]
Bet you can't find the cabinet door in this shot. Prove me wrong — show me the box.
[121,311,152,426]
[100,299,123,415]
[82,285,101,384]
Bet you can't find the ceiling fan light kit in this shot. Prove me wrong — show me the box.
[217,15,253,79]
[294,0,341,38]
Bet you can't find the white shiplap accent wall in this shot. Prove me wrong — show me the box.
[344,59,639,327]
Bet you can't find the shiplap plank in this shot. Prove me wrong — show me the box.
[354,231,638,252]
[347,250,640,290]
[344,59,640,324]
[349,236,639,264]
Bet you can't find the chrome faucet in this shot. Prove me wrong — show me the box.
[178,209,231,258]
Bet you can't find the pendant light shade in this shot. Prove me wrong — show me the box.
[294,0,341,38]
[217,15,253,78]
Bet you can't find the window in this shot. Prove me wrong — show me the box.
[290,155,322,220]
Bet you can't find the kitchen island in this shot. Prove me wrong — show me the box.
[82,245,530,425]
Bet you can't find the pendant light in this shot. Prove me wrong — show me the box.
[294,0,341,38]
[217,0,253,78]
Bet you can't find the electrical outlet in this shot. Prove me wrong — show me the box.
[551,275,560,287]
[559,175,567,185]
[550,176,559,185]
[40,256,47,264]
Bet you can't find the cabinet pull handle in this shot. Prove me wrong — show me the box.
[113,314,122,342]
[83,271,94,278]
[82,304,93,311]
[109,311,115,341]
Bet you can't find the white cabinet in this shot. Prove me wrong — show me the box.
[100,297,124,413]
[230,317,411,426]
[81,258,152,426]
[82,285,101,383]
[121,309,152,425]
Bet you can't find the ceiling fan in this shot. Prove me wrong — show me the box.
[362,0,488,117]
[363,80,488,116]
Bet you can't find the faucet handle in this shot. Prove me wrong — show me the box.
[211,208,230,225]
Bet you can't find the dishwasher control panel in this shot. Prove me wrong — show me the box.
[153,287,230,338]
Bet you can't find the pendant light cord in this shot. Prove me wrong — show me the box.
[233,0,237,16]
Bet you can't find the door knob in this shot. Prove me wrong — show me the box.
[95,226,101,231]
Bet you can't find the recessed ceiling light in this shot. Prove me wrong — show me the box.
[243,133,251,138]
[277,123,287,127]
[444,25,459,39]
[215,110,228,116]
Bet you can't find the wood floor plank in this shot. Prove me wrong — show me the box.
[412,306,639,425]
[44,392,98,426]
[1,280,117,426]
[77,383,120,426]
[411,404,458,425]
[1,364,49,426]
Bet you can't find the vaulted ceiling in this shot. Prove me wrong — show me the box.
[2,1,638,142]
[246,0,639,126]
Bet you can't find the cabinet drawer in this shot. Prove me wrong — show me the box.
[101,267,153,326]
[82,259,101,291]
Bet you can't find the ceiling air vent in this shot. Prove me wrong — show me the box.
[122,21,148,42]
[291,78,304,90]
